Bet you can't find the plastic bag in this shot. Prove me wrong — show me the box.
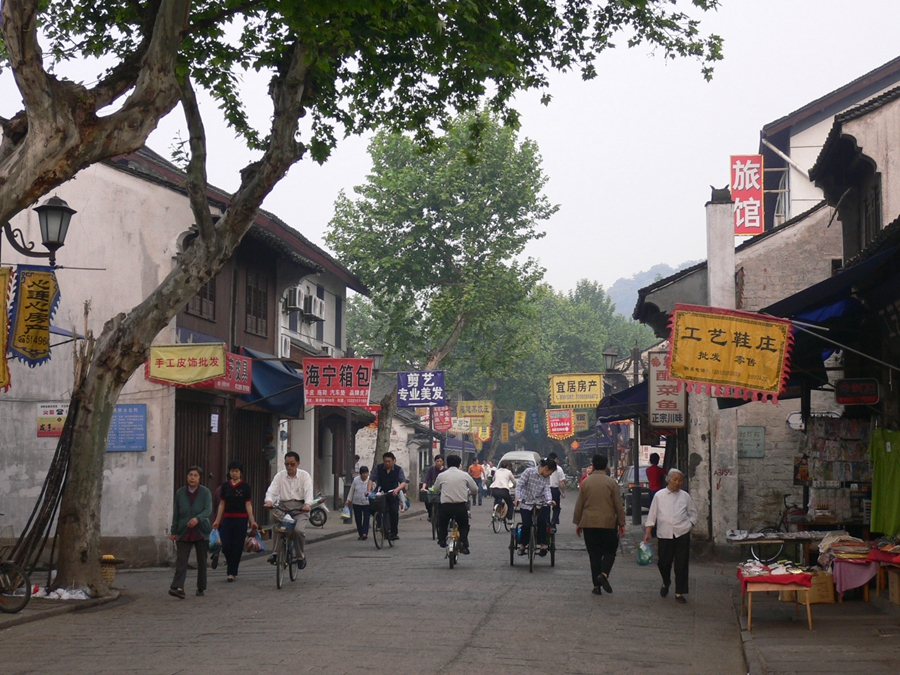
[244,532,265,553]
[637,541,653,566]
[341,505,352,521]
[208,528,222,551]
[404,492,411,511]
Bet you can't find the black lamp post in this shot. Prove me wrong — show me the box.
[2,196,77,267]
[601,347,619,475]
[366,349,384,372]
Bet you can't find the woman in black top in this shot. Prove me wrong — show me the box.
[212,460,259,581]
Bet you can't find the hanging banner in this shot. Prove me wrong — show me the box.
[548,373,602,407]
[432,406,452,432]
[648,351,686,428]
[474,436,483,451]
[730,154,764,236]
[546,409,574,440]
[668,304,794,401]
[513,410,527,433]
[450,417,471,433]
[476,424,492,442]
[303,357,373,406]
[501,423,510,443]
[573,411,590,432]
[529,409,542,437]
[146,343,227,386]
[456,400,493,426]
[8,265,60,367]
[396,370,446,407]
[0,267,11,391]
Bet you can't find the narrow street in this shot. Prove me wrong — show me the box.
[3,499,745,675]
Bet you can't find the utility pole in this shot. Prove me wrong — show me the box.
[631,345,642,525]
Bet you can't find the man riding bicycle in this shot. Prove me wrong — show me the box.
[433,454,478,555]
[264,451,313,570]
[515,458,557,557]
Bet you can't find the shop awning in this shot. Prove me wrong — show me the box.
[595,380,647,423]
[238,347,304,419]
[444,437,477,455]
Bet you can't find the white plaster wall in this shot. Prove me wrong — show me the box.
[844,103,900,227]
[789,118,833,216]
[354,420,413,480]
[1,161,193,550]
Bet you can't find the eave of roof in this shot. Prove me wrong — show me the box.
[762,55,900,137]
[632,201,829,320]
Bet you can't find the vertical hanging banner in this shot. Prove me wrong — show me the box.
[501,423,510,443]
[730,154,764,236]
[476,424,492,442]
[529,409,542,437]
[0,267,11,391]
[432,406,452,432]
[546,409,574,440]
[8,265,60,367]
[648,351,686,428]
[668,303,794,402]
[513,410,527,433]
[396,370,445,407]
[303,358,373,406]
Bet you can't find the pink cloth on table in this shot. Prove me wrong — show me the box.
[866,549,900,564]
[737,570,812,594]
[832,559,878,594]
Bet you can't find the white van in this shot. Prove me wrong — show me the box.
[498,450,542,476]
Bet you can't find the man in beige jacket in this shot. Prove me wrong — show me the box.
[573,454,626,595]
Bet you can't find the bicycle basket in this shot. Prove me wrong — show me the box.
[424,492,441,505]
[369,494,387,512]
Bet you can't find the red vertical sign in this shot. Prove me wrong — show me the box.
[730,154,764,236]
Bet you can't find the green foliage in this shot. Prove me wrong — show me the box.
[3,1,723,158]
[328,111,552,370]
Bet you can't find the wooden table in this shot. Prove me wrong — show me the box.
[738,571,813,631]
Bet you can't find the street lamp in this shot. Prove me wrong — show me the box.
[2,196,77,267]
[367,349,384,372]
[602,348,619,373]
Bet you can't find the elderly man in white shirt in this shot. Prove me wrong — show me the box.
[644,468,698,604]
[265,451,314,568]
[547,452,566,529]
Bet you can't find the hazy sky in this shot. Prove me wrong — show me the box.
[4,1,900,293]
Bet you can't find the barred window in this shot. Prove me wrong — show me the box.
[246,271,268,336]
[187,278,216,321]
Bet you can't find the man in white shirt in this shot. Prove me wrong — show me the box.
[547,452,566,530]
[265,451,314,568]
[433,454,478,554]
[644,468,698,604]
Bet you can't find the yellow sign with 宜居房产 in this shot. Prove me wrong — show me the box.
[549,374,602,407]
[668,304,793,402]
[147,344,227,386]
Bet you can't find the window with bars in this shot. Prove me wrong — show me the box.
[245,270,268,336]
[862,180,881,249]
[187,278,216,320]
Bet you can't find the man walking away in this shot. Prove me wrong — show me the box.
[547,452,566,529]
[433,454,478,554]
[467,459,484,506]
[573,454,625,596]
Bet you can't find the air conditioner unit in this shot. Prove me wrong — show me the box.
[284,287,306,313]
[303,295,326,321]
[319,345,334,357]
[280,336,292,359]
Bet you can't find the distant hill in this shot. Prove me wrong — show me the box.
[607,261,701,317]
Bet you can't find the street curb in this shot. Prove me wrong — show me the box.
[0,590,121,632]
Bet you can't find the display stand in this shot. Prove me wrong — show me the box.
[737,570,814,631]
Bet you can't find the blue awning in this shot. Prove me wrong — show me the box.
[444,438,477,454]
[238,347,304,418]
[595,380,647,423]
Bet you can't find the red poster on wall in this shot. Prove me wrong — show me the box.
[432,406,452,431]
[730,154,764,236]
[546,409,574,440]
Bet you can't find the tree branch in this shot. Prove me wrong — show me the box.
[1,0,55,119]
[178,76,216,244]
[426,313,467,370]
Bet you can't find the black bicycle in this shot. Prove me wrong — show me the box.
[369,493,394,550]
[750,493,807,563]
[510,502,555,572]
[0,514,31,614]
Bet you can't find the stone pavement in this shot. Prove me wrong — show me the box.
[2,496,899,675]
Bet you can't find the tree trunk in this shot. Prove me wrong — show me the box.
[373,388,396,466]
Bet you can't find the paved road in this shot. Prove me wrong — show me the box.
[3,498,745,675]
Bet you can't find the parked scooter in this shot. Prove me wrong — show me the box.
[308,492,329,527]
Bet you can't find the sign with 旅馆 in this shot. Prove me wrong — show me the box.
[668,304,793,402]
[396,370,445,407]
[731,154,764,236]
[549,373,602,407]
[303,358,373,406]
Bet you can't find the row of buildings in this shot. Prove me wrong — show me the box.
[625,56,900,547]
[0,146,374,564]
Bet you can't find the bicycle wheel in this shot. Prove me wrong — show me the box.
[0,563,31,614]
[372,512,384,549]
[386,515,394,548]
[509,528,516,566]
[448,520,457,569]
[528,528,536,573]
[275,537,286,589]
[431,508,438,540]
[491,508,501,533]
[750,527,784,563]
[550,533,556,568]
[288,540,298,581]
